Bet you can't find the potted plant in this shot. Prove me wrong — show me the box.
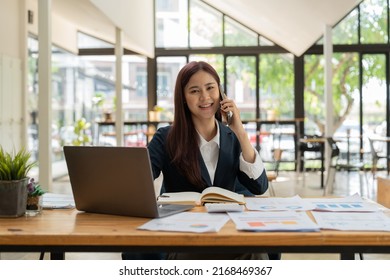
[72,118,92,146]
[0,146,36,217]
[149,105,164,121]
[26,178,46,216]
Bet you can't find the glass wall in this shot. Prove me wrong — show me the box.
[28,0,390,175]
[155,0,188,48]
[303,0,389,170]
[189,0,223,47]
[332,8,359,44]
[154,0,390,171]
[362,54,388,169]
[27,35,148,172]
[259,54,294,120]
[156,56,187,121]
[224,17,258,47]
[259,53,295,167]
[225,56,257,120]
[360,0,388,44]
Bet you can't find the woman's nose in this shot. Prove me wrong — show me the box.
[199,89,210,100]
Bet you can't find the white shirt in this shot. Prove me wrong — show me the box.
[197,123,264,184]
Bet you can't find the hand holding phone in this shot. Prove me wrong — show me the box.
[220,91,233,126]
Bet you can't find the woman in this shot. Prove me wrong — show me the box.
[123,61,269,260]
[148,61,268,196]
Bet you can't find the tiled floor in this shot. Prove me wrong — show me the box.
[1,169,390,260]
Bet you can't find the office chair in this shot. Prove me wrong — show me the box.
[325,137,368,196]
[368,137,390,179]
[299,135,323,172]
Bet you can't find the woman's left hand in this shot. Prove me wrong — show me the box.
[220,96,256,163]
[220,97,245,133]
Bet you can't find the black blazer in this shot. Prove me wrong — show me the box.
[147,122,268,195]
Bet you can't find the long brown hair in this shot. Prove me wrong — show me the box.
[166,61,222,187]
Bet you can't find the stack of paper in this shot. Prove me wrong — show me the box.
[42,193,75,209]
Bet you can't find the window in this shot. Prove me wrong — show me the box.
[155,0,188,47]
[226,56,257,120]
[224,16,258,46]
[333,8,359,44]
[360,0,388,44]
[259,54,294,120]
[190,0,223,47]
[156,56,187,118]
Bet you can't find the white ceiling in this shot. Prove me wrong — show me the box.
[203,0,363,56]
[50,0,363,58]
[51,0,154,57]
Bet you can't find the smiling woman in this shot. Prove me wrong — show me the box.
[138,61,269,260]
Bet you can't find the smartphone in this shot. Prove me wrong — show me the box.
[219,86,233,126]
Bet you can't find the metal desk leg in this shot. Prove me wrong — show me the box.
[340,252,355,260]
[50,252,65,260]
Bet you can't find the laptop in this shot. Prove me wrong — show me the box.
[63,146,194,218]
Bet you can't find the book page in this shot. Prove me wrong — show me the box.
[201,186,245,204]
[157,191,201,205]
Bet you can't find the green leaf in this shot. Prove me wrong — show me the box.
[0,146,36,180]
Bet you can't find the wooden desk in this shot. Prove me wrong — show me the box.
[2,208,390,260]
[377,176,390,208]
[299,138,326,188]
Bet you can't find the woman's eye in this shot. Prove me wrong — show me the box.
[190,89,199,94]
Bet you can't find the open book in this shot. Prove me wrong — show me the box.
[157,186,246,206]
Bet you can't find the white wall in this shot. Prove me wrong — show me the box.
[27,0,78,54]
[0,0,22,58]
[0,55,23,151]
[0,0,25,151]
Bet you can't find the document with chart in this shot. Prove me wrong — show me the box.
[312,211,390,231]
[245,195,315,211]
[138,212,230,233]
[228,211,320,232]
[306,193,382,212]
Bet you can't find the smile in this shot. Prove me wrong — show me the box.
[199,103,213,108]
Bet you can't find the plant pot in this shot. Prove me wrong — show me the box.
[266,110,277,121]
[26,195,43,216]
[149,111,161,121]
[0,178,29,217]
[103,112,113,122]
